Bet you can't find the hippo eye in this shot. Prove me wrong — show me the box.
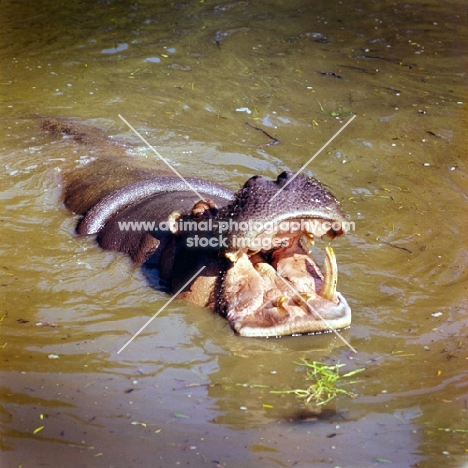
[246,175,265,187]
[276,171,294,187]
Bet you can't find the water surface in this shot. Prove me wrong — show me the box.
[1,0,467,467]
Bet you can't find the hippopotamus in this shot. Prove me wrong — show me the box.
[44,118,351,337]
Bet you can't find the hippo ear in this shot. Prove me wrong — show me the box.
[169,200,220,235]
[190,200,219,219]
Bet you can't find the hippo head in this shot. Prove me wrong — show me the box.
[214,171,352,337]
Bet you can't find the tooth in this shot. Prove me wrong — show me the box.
[273,295,288,307]
[305,232,315,243]
[300,234,314,254]
[273,295,289,315]
[321,246,337,301]
[225,250,241,262]
[292,293,313,306]
[255,262,277,281]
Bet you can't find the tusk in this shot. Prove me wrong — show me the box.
[321,246,338,301]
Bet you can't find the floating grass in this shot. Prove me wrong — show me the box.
[270,359,365,406]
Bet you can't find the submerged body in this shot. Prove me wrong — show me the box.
[44,118,351,337]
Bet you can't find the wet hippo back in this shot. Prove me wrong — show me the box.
[94,188,232,265]
[77,177,234,236]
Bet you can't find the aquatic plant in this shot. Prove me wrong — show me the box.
[271,359,365,406]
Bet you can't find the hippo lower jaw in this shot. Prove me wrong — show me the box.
[231,292,351,337]
[219,234,351,337]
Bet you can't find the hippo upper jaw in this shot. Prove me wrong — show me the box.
[217,233,351,337]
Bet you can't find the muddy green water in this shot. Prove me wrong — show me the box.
[1,0,467,467]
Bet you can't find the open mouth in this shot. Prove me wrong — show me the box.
[218,219,351,337]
